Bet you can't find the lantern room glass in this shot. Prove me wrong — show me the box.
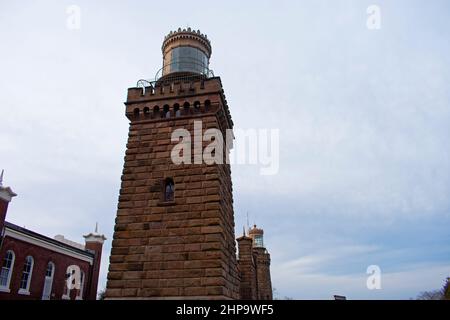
[169,46,208,74]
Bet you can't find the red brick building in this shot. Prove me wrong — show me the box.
[0,173,106,300]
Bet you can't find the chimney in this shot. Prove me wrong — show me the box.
[0,170,17,240]
[83,223,106,300]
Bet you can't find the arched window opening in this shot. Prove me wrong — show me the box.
[76,271,85,300]
[62,268,71,299]
[153,106,160,118]
[204,100,211,111]
[143,107,150,117]
[42,262,55,300]
[194,101,201,113]
[163,105,170,118]
[19,256,34,294]
[133,108,140,118]
[0,250,15,290]
[174,103,181,117]
[164,178,175,202]
[183,102,190,116]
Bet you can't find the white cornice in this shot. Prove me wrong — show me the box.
[83,233,107,244]
[4,227,93,265]
[0,187,17,202]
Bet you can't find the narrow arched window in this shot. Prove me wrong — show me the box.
[19,256,34,294]
[163,104,170,118]
[153,105,160,118]
[0,250,15,290]
[143,107,150,117]
[183,102,190,115]
[76,271,85,300]
[194,101,200,113]
[204,100,211,111]
[174,103,181,117]
[62,268,71,299]
[164,178,174,202]
[133,108,140,118]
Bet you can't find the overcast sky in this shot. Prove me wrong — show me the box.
[1,0,449,299]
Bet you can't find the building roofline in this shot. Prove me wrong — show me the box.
[4,221,94,259]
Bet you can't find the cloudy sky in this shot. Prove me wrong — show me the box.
[1,0,449,299]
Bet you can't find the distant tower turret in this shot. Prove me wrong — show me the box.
[248,224,264,248]
[0,170,17,239]
[248,224,272,300]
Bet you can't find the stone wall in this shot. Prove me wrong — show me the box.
[106,77,240,299]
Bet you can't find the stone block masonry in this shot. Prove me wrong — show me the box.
[106,76,240,299]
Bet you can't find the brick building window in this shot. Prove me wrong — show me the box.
[204,99,211,111]
[75,271,85,300]
[19,256,34,294]
[62,265,80,300]
[164,178,175,202]
[0,250,15,292]
[42,262,55,300]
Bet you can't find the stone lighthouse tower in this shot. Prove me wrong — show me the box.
[106,28,239,299]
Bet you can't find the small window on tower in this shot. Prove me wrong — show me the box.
[153,106,160,118]
[19,256,34,294]
[183,102,190,115]
[133,108,140,118]
[204,100,211,111]
[194,101,200,113]
[164,105,170,118]
[0,250,15,290]
[164,178,175,202]
[174,104,180,117]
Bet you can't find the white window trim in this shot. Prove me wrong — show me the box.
[18,288,31,295]
[75,271,85,300]
[42,262,55,300]
[19,256,34,294]
[0,250,15,292]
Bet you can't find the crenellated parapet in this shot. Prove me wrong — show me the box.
[125,76,233,131]
[162,28,211,58]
